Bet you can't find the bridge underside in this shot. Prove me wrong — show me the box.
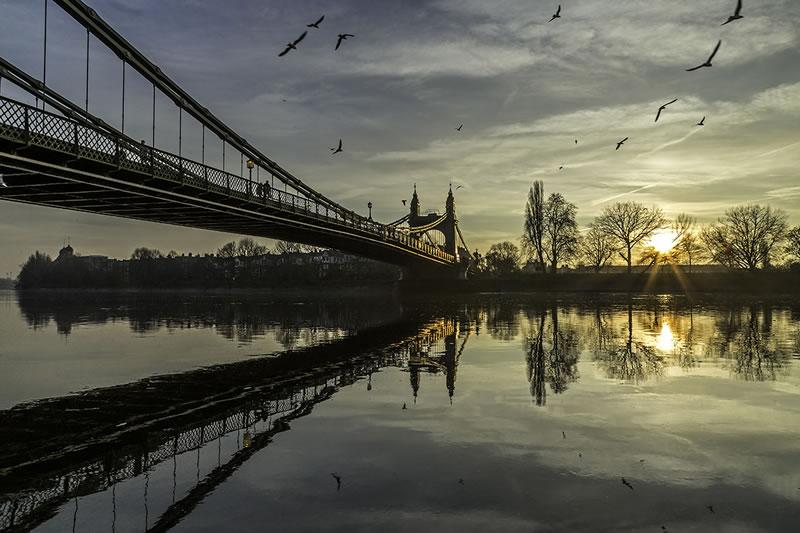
[0,141,459,275]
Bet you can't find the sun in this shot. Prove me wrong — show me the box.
[649,230,678,254]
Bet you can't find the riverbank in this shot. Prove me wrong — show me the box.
[9,270,800,295]
[400,271,800,295]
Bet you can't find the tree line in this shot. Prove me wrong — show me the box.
[480,180,800,276]
[129,238,319,262]
[15,238,397,289]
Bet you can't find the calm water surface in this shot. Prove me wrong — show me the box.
[1,290,799,532]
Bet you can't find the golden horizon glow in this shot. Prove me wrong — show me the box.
[649,230,678,254]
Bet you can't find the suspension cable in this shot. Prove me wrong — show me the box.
[178,105,182,157]
[121,60,125,133]
[151,83,155,145]
[42,0,48,111]
[84,28,89,111]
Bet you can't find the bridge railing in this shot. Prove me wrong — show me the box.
[0,96,455,263]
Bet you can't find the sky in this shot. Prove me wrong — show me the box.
[0,0,799,275]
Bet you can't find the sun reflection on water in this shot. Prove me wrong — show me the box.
[656,322,675,352]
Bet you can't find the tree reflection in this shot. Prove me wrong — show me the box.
[524,306,579,406]
[486,302,520,341]
[594,303,665,383]
[711,305,789,381]
[16,292,400,348]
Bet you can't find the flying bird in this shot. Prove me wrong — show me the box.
[335,33,355,51]
[562,431,566,439]
[330,139,343,154]
[559,166,564,170]
[456,124,463,132]
[331,473,342,491]
[402,199,407,206]
[278,31,307,57]
[686,40,722,71]
[655,98,678,122]
[696,116,706,126]
[458,478,465,485]
[616,137,628,150]
[574,139,578,144]
[307,15,325,28]
[455,185,463,190]
[706,505,715,514]
[548,5,561,22]
[721,0,743,25]
[621,477,634,490]
[402,402,407,410]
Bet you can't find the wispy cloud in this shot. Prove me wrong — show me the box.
[591,184,659,206]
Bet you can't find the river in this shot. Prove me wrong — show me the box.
[1,290,798,532]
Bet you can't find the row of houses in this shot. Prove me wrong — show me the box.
[51,245,398,286]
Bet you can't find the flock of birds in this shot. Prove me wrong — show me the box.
[276,0,748,187]
[278,15,354,57]
[543,0,744,169]
[277,15,354,155]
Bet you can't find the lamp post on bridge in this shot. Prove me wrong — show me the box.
[246,159,254,181]
[368,202,373,220]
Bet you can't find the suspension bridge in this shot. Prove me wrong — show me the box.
[0,0,474,279]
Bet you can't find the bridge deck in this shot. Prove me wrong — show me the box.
[0,96,455,268]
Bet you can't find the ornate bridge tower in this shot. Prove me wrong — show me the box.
[405,185,471,279]
[408,185,459,257]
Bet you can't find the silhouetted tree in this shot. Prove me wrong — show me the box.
[485,241,521,276]
[522,181,546,270]
[130,247,163,260]
[675,232,706,272]
[217,242,237,258]
[595,202,665,273]
[579,223,616,271]
[237,238,268,257]
[274,240,315,254]
[701,204,787,270]
[16,251,52,288]
[543,193,578,272]
[785,226,800,265]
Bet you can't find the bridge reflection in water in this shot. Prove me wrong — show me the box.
[0,312,464,533]
[2,294,798,532]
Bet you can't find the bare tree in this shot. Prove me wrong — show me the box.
[785,226,800,264]
[595,202,665,273]
[579,223,616,272]
[522,180,546,271]
[542,193,578,272]
[675,232,706,272]
[701,204,788,270]
[274,240,317,254]
[237,238,268,257]
[217,241,237,258]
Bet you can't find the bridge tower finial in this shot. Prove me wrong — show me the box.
[410,183,420,219]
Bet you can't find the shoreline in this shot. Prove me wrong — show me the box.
[5,271,800,296]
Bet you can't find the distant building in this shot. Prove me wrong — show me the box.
[55,245,114,273]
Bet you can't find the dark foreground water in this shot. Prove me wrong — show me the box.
[1,290,799,532]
